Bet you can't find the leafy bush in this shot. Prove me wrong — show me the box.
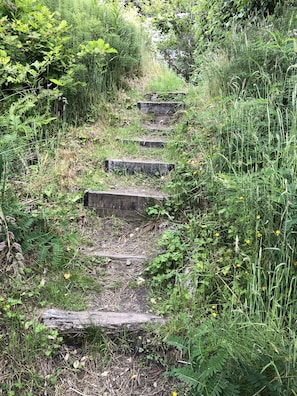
[145,0,295,81]
[43,0,148,121]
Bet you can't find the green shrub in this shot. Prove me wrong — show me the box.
[42,0,148,121]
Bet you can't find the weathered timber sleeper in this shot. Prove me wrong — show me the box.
[41,309,166,334]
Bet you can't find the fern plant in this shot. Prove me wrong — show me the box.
[167,314,296,395]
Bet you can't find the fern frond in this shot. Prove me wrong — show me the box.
[166,335,188,352]
[199,348,229,378]
[171,366,199,388]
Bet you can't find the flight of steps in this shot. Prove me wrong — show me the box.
[41,92,186,335]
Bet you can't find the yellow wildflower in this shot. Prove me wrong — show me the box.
[212,312,217,318]
[64,273,71,280]
[172,392,178,396]
[245,239,251,245]
[214,232,220,237]
[275,230,281,236]
[211,305,216,310]
[236,263,241,268]
[201,224,206,228]
[239,196,244,200]
[257,232,262,238]
[256,215,261,219]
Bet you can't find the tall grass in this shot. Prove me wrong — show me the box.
[149,7,297,393]
[188,9,297,356]
[147,63,187,92]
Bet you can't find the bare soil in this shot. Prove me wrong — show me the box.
[48,215,185,396]
[79,216,168,313]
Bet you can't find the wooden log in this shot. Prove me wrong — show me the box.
[41,309,166,334]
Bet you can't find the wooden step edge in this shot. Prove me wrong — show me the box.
[82,251,149,262]
[137,101,185,116]
[84,189,166,201]
[84,190,167,220]
[41,308,166,334]
[116,138,167,148]
[104,159,175,176]
[144,91,187,101]
[137,100,185,105]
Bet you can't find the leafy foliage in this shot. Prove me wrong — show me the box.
[167,315,295,395]
[43,0,148,121]
[145,0,295,81]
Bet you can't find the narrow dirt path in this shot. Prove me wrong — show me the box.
[41,90,186,395]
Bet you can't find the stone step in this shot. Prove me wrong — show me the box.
[41,308,166,334]
[105,159,174,176]
[116,137,167,148]
[84,190,165,219]
[144,91,187,101]
[137,101,185,116]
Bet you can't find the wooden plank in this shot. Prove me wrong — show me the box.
[116,138,166,148]
[105,159,175,176]
[83,251,148,261]
[41,309,166,334]
[84,190,165,219]
[137,101,185,116]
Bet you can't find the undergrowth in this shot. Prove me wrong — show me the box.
[144,3,297,395]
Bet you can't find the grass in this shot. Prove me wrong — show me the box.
[147,64,187,92]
